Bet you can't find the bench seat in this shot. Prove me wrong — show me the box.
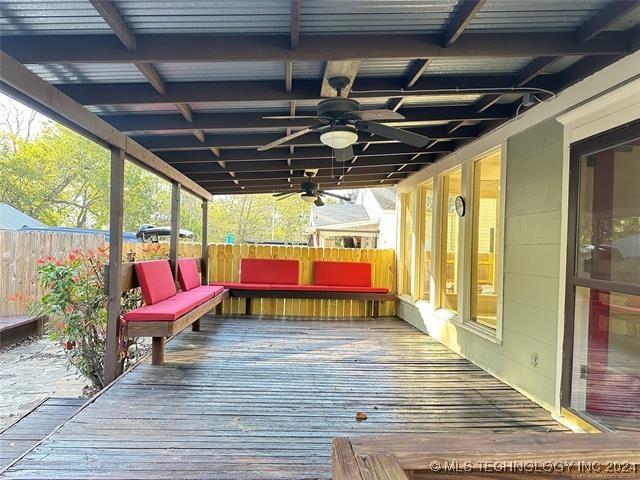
[124,285,225,322]
[329,286,389,293]
[217,282,271,290]
[270,284,330,291]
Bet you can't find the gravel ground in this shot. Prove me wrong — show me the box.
[0,336,86,430]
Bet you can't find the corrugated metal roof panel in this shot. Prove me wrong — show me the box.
[301,0,457,34]
[358,59,413,78]
[25,63,147,84]
[467,0,610,33]
[424,57,534,76]
[0,1,110,35]
[154,62,286,82]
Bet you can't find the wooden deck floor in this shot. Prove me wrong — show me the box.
[0,316,566,480]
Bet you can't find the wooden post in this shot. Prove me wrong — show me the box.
[151,337,164,365]
[169,181,181,279]
[104,148,125,385]
[201,199,209,284]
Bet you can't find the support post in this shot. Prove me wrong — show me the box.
[169,181,181,279]
[151,337,165,365]
[201,199,209,284]
[104,147,125,385]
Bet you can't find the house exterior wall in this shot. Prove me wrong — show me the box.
[394,52,640,418]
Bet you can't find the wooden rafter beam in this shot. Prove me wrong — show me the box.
[577,0,640,43]
[103,104,511,133]
[54,76,556,105]
[405,59,432,88]
[134,63,165,94]
[290,0,301,50]
[206,179,399,195]
[285,61,293,92]
[0,50,211,200]
[4,32,628,63]
[134,126,477,151]
[88,0,136,51]
[443,0,487,46]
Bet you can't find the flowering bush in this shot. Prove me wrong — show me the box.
[28,247,144,390]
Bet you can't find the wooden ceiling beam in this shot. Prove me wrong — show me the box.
[290,0,301,50]
[134,62,165,94]
[5,32,628,63]
[405,59,432,88]
[206,179,399,194]
[88,0,136,51]
[135,126,477,151]
[321,60,361,97]
[56,76,555,105]
[284,61,293,92]
[577,0,640,43]
[443,0,487,46]
[104,104,511,133]
[203,173,408,188]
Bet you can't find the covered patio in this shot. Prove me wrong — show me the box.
[1,0,640,478]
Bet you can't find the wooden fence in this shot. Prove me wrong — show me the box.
[207,243,396,317]
[0,231,201,315]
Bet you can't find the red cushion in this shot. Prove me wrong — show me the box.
[177,258,201,291]
[329,286,389,293]
[270,284,331,292]
[134,260,176,305]
[211,282,271,291]
[124,286,225,322]
[240,259,299,284]
[313,261,372,287]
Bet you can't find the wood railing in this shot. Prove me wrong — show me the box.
[207,244,396,317]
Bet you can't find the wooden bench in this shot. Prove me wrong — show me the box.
[211,259,396,317]
[332,432,640,479]
[117,258,229,365]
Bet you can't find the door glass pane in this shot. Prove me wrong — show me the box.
[577,137,640,285]
[400,191,415,297]
[440,168,461,312]
[422,181,433,301]
[571,287,640,430]
[471,151,501,329]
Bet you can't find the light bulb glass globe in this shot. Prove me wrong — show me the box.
[320,127,358,149]
[301,193,317,203]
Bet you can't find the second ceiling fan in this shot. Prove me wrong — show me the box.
[257,76,430,162]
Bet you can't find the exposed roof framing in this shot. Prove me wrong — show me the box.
[1,0,638,196]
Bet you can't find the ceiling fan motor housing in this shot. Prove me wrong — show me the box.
[301,180,317,194]
[318,98,360,119]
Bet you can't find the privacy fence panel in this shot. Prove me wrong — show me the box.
[207,243,396,317]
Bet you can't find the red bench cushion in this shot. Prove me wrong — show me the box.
[329,286,389,294]
[177,258,201,291]
[212,282,271,291]
[240,258,299,284]
[134,260,177,305]
[313,261,372,287]
[270,284,331,292]
[124,285,225,322]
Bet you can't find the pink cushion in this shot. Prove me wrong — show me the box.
[134,260,176,305]
[177,258,201,291]
[313,261,372,287]
[270,284,331,292]
[124,286,225,322]
[329,286,389,293]
[240,259,299,284]
[212,282,271,291]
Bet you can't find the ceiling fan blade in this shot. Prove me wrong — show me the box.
[314,196,325,207]
[262,115,321,120]
[334,145,354,162]
[355,121,429,148]
[274,191,299,201]
[257,127,314,151]
[318,190,351,202]
[348,109,405,121]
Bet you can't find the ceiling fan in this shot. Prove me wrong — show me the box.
[273,171,351,207]
[258,76,430,162]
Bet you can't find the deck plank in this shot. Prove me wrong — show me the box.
[0,316,565,480]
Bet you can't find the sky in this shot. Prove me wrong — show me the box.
[0,92,49,138]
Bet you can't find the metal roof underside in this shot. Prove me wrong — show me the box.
[1,0,638,196]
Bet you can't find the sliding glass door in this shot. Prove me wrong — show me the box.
[564,121,640,431]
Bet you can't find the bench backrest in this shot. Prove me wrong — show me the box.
[134,260,177,305]
[314,261,372,287]
[177,258,201,291]
[112,259,202,292]
[240,258,299,284]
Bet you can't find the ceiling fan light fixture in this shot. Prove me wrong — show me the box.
[320,126,358,149]
[301,192,317,203]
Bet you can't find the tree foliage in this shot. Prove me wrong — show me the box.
[0,106,310,243]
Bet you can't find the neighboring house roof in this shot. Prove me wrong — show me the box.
[370,187,396,211]
[311,204,371,227]
[0,203,47,230]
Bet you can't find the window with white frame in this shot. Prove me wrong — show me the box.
[420,180,434,301]
[399,191,415,297]
[438,167,462,312]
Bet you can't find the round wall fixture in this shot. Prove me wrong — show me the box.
[454,196,466,217]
